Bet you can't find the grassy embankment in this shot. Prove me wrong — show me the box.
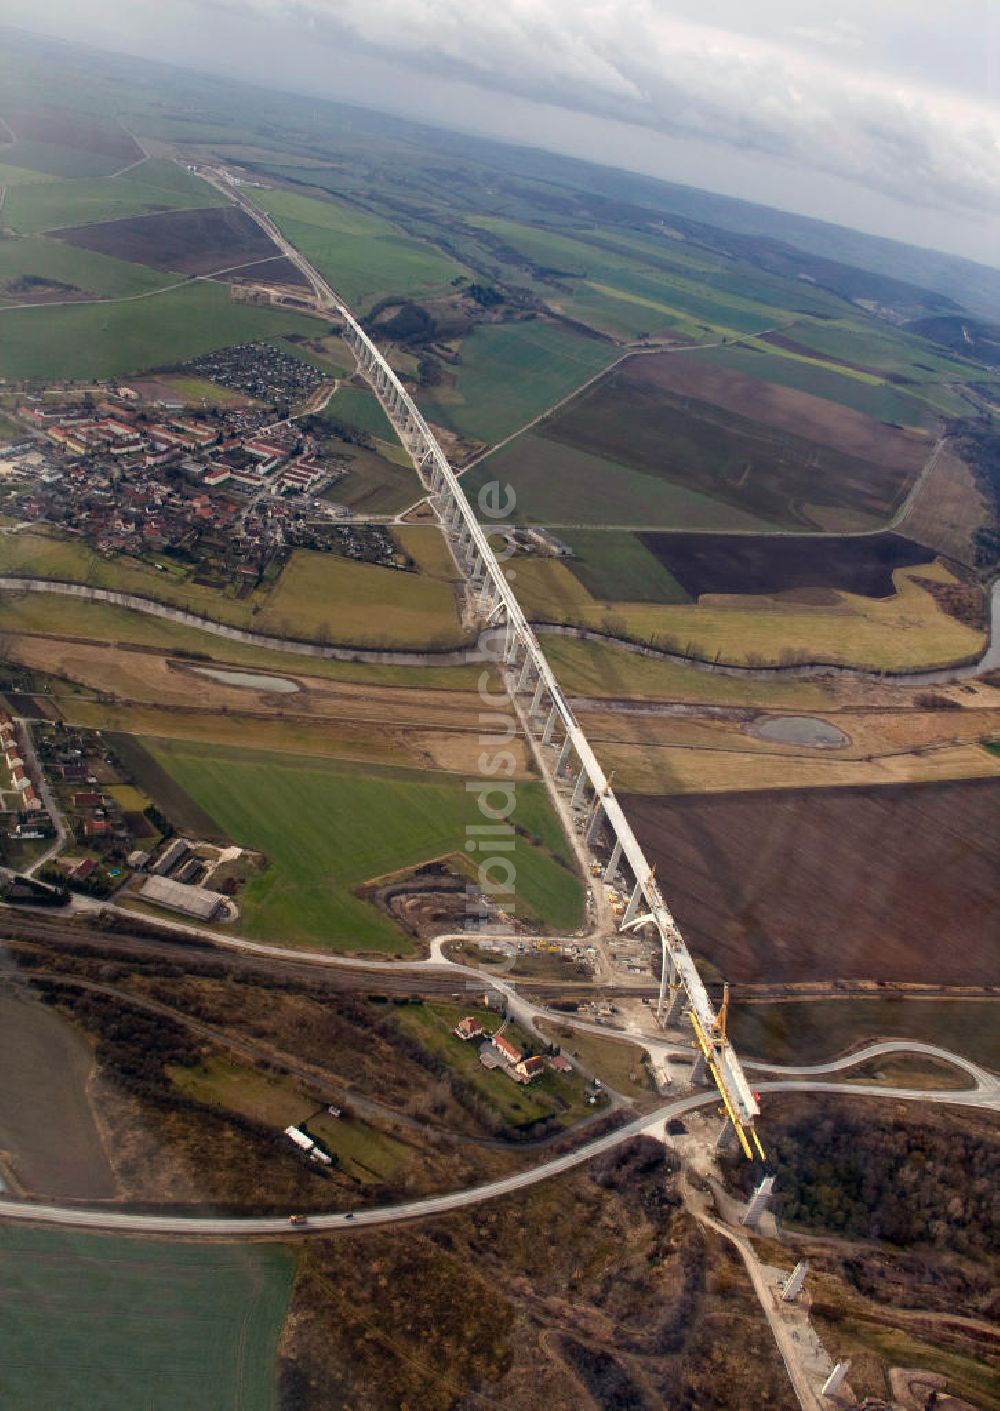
[0,591,481,689]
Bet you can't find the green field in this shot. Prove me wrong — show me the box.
[465,216,805,338]
[254,186,466,311]
[0,160,57,185]
[2,163,224,235]
[419,320,616,444]
[559,530,692,602]
[0,1227,294,1411]
[148,741,584,950]
[0,234,169,303]
[543,635,835,708]
[324,383,400,443]
[0,139,122,179]
[0,281,328,381]
[468,432,776,529]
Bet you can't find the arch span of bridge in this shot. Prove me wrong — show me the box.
[211,177,760,1155]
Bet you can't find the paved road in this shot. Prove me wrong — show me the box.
[748,1039,998,1099]
[0,1068,993,1238]
[14,717,68,875]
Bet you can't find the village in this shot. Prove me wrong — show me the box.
[0,718,253,928]
[0,343,411,584]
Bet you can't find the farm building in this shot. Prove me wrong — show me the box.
[454,1017,486,1042]
[492,1034,522,1066]
[154,837,190,875]
[549,1055,573,1074]
[516,1055,546,1082]
[139,874,225,921]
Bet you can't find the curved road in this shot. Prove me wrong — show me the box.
[0,1051,993,1238]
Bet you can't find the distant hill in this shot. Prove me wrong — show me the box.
[3,24,998,325]
[906,315,1000,369]
[483,142,1000,324]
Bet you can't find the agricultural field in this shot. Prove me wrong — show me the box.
[0,1227,294,1411]
[419,319,617,445]
[254,185,467,311]
[730,998,999,1070]
[635,531,936,599]
[256,547,462,649]
[0,590,479,689]
[0,105,142,167]
[0,236,169,303]
[0,280,327,381]
[687,341,941,428]
[624,778,999,986]
[468,432,775,529]
[533,353,929,531]
[54,204,281,276]
[515,556,985,671]
[542,634,839,709]
[558,530,693,602]
[323,383,400,444]
[324,438,419,514]
[0,988,115,1199]
[0,531,463,649]
[146,740,584,949]
[2,160,225,235]
[464,215,823,338]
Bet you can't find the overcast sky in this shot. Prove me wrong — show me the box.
[4,0,999,265]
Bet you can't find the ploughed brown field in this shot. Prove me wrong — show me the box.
[621,353,929,469]
[623,778,999,985]
[227,254,311,288]
[541,351,929,529]
[638,531,936,599]
[53,205,280,277]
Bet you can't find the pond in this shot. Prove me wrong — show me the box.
[191,667,301,694]
[749,715,849,748]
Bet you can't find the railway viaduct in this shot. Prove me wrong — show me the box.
[213,177,763,1159]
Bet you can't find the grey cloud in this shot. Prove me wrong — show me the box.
[199,0,1000,216]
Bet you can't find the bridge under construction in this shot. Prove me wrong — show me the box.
[211,173,764,1161]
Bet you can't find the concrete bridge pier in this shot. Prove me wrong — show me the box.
[603,837,622,882]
